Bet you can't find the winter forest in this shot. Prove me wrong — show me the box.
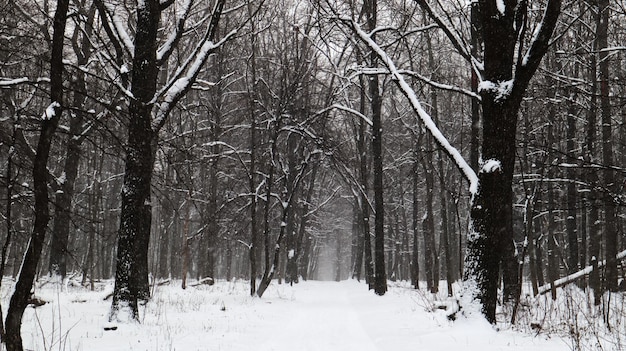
[0,0,625,350]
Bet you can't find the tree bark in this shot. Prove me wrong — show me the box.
[464,0,561,323]
[364,0,387,295]
[587,0,601,303]
[565,83,579,276]
[411,137,420,290]
[48,4,96,280]
[421,134,438,293]
[257,159,308,297]
[357,75,374,288]
[110,0,160,321]
[470,1,481,172]
[597,0,617,292]
[5,0,69,347]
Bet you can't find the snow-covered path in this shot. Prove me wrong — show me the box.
[257,282,377,351]
[14,279,570,351]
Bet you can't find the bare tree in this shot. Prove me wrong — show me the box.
[4,0,70,348]
[106,0,242,322]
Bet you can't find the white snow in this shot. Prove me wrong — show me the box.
[481,159,502,173]
[478,80,513,101]
[496,0,505,15]
[9,279,572,351]
[288,249,295,259]
[0,77,29,86]
[58,171,67,184]
[104,2,134,54]
[157,0,193,62]
[42,101,61,120]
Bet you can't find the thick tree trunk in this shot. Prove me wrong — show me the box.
[5,0,69,348]
[365,0,387,295]
[110,0,160,321]
[464,0,560,323]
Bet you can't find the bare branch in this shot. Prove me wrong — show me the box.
[343,18,478,194]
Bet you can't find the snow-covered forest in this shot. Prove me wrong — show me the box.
[0,0,625,349]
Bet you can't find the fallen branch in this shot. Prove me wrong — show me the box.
[537,249,626,295]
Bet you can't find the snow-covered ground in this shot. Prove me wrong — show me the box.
[1,278,602,350]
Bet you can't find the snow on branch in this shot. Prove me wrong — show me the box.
[345,19,478,194]
[350,66,480,100]
[42,101,61,120]
[516,0,561,88]
[537,249,626,295]
[317,104,373,126]
[156,0,194,65]
[600,46,626,53]
[0,77,29,86]
[0,77,50,86]
[152,33,234,131]
[102,2,134,56]
[398,70,481,101]
[152,0,237,132]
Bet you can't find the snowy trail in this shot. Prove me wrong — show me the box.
[257,282,377,351]
[15,279,570,351]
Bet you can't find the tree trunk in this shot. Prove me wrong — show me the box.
[548,183,559,300]
[110,0,160,321]
[411,136,420,289]
[352,201,364,280]
[565,85,579,276]
[248,2,259,295]
[469,1,481,172]
[256,155,308,297]
[1,103,19,340]
[292,165,318,283]
[421,135,438,294]
[284,135,299,285]
[5,0,69,348]
[464,0,560,323]
[181,192,191,289]
[587,2,601,302]
[48,109,83,279]
[48,4,95,280]
[357,75,374,288]
[597,0,617,292]
[365,0,387,295]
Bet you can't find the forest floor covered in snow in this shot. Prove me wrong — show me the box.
[3,277,626,350]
